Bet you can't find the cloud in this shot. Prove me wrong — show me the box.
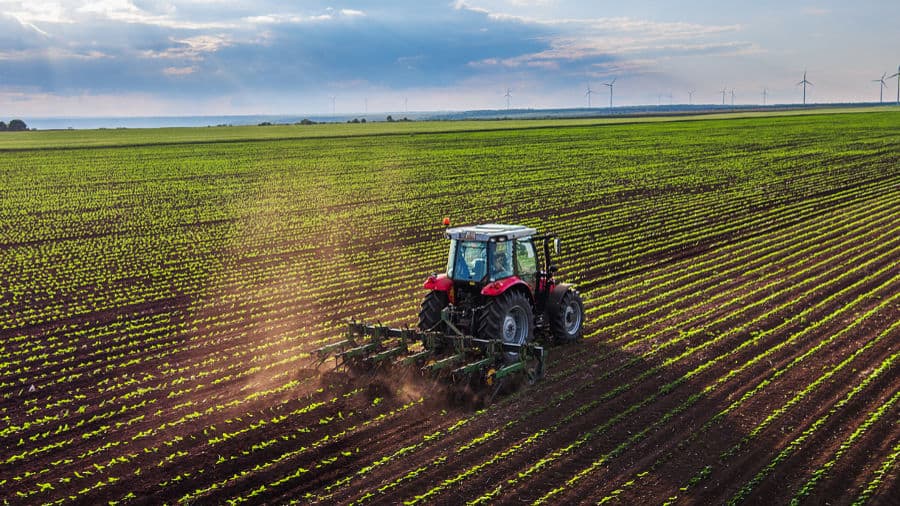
[244,14,333,24]
[10,1,861,114]
[0,12,52,50]
[452,2,745,77]
[0,1,73,25]
[243,8,364,25]
[2,0,238,29]
[141,34,232,60]
[163,65,197,75]
[0,47,112,61]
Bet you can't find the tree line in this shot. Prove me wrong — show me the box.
[0,119,27,131]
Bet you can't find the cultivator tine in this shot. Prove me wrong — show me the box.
[315,340,352,365]
[484,378,505,406]
[368,344,408,364]
[531,344,545,381]
[399,349,432,366]
[422,353,465,375]
[339,341,381,360]
[451,357,493,382]
[492,361,524,381]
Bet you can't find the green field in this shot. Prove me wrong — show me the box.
[1,110,898,504]
[3,105,896,150]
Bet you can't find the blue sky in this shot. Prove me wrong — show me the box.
[1,0,898,116]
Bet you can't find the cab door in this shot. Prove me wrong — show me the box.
[515,238,538,291]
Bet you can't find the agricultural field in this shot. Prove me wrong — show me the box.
[1,110,898,504]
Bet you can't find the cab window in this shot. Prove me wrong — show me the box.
[516,238,537,286]
[448,240,488,281]
[489,241,513,280]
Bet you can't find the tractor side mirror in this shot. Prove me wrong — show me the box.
[548,264,559,275]
[553,238,561,256]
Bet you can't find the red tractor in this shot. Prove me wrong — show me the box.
[316,223,584,390]
[419,223,584,350]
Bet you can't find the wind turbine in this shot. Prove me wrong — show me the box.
[603,78,616,108]
[688,89,696,105]
[762,87,768,106]
[873,73,888,103]
[797,71,813,105]
[504,88,512,110]
[585,83,594,107]
[891,65,900,104]
[720,86,727,105]
[730,89,736,107]
[330,95,336,116]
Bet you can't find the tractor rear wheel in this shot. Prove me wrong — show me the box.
[417,290,448,333]
[551,289,584,343]
[478,290,534,362]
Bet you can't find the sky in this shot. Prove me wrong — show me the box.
[1,0,899,117]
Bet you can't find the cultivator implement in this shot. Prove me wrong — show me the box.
[315,319,545,388]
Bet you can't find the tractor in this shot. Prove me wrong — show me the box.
[315,222,584,396]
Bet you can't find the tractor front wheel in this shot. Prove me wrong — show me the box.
[478,290,534,362]
[551,289,584,343]
[418,290,448,333]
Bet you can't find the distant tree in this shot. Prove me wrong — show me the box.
[351,118,360,124]
[0,121,7,131]
[386,115,394,122]
[360,118,366,123]
[8,119,26,131]
[258,121,273,126]
[299,118,315,125]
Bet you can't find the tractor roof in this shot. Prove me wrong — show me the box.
[445,223,537,242]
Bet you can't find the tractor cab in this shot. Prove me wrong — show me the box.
[445,224,537,285]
